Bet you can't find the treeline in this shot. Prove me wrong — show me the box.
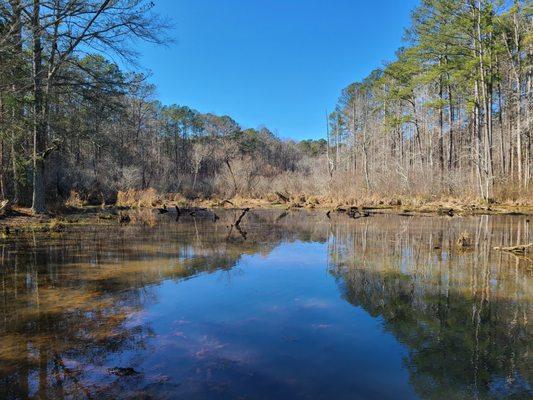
[0,1,532,214]
[0,0,328,211]
[328,0,532,200]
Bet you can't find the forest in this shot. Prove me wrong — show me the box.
[0,0,531,214]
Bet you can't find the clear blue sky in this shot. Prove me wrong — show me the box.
[134,0,419,140]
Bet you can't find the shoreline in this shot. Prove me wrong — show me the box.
[1,199,532,234]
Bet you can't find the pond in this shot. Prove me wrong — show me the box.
[0,209,531,399]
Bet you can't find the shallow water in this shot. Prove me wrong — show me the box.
[0,209,531,399]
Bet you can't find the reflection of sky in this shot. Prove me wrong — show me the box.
[117,240,416,399]
[4,212,530,399]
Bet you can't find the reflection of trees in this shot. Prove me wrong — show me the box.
[328,215,532,400]
[0,211,530,399]
[0,209,329,399]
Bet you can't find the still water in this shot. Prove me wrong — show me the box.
[0,209,531,399]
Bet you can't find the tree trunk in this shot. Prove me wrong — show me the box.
[439,75,444,179]
[497,84,505,175]
[447,83,454,170]
[10,0,22,204]
[326,109,332,176]
[0,136,5,200]
[31,0,47,214]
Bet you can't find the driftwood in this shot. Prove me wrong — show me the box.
[346,207,371,219]
[209,199,235,208]
[275,192,289,203]
[493,243,533,254]
[0,200,10,217]
[437,207,455,217]
[224,208,250,241]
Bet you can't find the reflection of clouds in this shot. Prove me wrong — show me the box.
[123,310,149,328]
[172,319,190,325]
[1,210,530,399]
[265,305,286,313]
[294,297,332,309]
[311,324,332,329]
[194,336,227,359]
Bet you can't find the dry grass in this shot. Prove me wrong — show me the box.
[116,188,161,208]
[64,190,85,208]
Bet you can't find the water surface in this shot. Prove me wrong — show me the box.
[0,210,531,399]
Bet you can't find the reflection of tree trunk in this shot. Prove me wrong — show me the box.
[19,347,29,398]
[52,354,65,399]
[39,346,48,399]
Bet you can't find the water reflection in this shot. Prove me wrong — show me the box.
[0,210,531,399]
[327,215,531,399]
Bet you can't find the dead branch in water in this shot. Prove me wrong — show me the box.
[493,243,533,254]
[235,224,247,239]
[276,211,288,221]
[235,208,250,228]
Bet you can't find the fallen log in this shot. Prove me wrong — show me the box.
[0,200,10,218]
[214,199,234,207]
[275,192,289,203]
[493,243,533,254]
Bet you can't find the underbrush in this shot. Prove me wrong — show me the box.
[100,187,533,212]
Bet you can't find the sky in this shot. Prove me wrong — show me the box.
[133,0,419,140]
